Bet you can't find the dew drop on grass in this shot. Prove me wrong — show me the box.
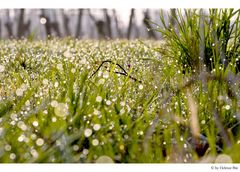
[54,103,69,118]
[0,64,5,72]
[16,88,24,97]
[57,63,63,71]
[71,68,76,73]
[32,121,39,127]
[52,117,57,122]
[51,100,58,107]
[96,96,103,102]
[54,82,59,88]
[25,100,30,106]
[43,79,48,85]
[98,78,105,85]
[92,139,99,146]
[10,153,16,160]
[5,144,11,151]
[63,50,72,58]
[103,71,109,79]
[138,84,144,90]
[93,124,101,131]
[215,154,232,163]
[0,127,4,136]
[93,109,100,115]
[30,149,39,158]
[83,149,89,155]
[84,128,92,137]
[73,145,79,151]
[36,138,44,146]
[224,105,231,110]
[120,101,125,106]
[18,134,26,142]
[106,100,111,106]
[95,156,114,163]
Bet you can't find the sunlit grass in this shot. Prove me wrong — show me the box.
[0,38,239,163]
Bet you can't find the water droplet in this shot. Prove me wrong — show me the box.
[138,84,144,90]
[83,149,89,155]
[215,154,232,163]
[98,78,105,85]
[54,103,69,118]
[63,50,72,58]
[93,124,101,131]
[52,117,57,122]
[9,153,16,160]
[201,120,206,125]
[18,134,26,142]
[4,144,11,151]
[16,88,24,97]
[119,145,125,151]
[43,79,48,85]
[57,63,63,71]
[120,101,125,107]
[71,68,76,73]
[73,145,79,151]
[0,64,5,72]
[40,17,47,24]
[30,149,39,158]
[93,109,100,115]
[92,139,99,146]
[103,71,109,79]
[95,156,114,163]
[54,82,59,88]
[32,121,39,127]
[224,105,231,110]
[84,128,92,137]
[96,96,103,103]
[36,138,44,146]
[106,100,111,106]
[51,100,58,107]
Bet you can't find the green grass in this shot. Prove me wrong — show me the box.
[0,38,240,163]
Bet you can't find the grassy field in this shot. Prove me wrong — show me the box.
[0,38,239,163]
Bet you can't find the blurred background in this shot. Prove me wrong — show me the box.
[0,9,173,40]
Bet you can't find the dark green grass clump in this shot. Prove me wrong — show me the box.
[0,39,240,163]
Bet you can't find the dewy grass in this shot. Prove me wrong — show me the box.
[0,37,240,163]
[156,9,240,74]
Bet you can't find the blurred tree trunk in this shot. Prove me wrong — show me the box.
[88,9,106,39]
[143,9,157,39]
[112,9,122,38]
[17,9,31,38]
[103,9,112,38]
[5,10,14,38]
[61,9,71,36]
[40,9,61,38]
[75,9,83,38]
[0,19,1,39]
[169,9,177,28]
[127,9,135,39]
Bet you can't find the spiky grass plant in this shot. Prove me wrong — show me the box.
[155,9,240,74]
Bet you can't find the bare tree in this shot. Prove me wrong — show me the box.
[17,9,31,38]
[112,9,123,38]
[40,9,61,37]
[5,9,14,38]
[88,9,106,39]
[75,9,83,38]
[0,19,1,39]
[143,9,157,39]
[127,9,135,39]
[103,9,112,38]
[61,9,71,36]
